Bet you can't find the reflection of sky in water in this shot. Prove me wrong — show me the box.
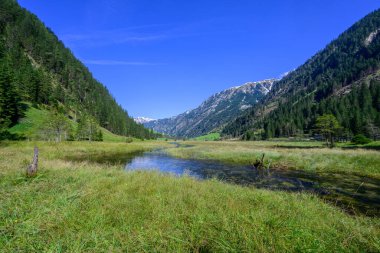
[126,155,201,178]
[126,151,380,216]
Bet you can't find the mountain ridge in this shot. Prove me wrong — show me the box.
[143,79,277,137]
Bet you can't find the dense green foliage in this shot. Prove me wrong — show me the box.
[0,60,22,129]
[352,134,372,145]
[314,114,342,147]
[0,0,157,139]
[223,9,380,140]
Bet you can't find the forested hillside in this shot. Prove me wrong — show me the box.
[0,0,155,139]
[222,9,380,140]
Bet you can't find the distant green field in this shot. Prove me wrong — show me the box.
[192,132,220,141]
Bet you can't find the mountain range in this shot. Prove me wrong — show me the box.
[141,79,276,137]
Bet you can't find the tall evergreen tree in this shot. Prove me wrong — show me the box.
[0,59,22,128]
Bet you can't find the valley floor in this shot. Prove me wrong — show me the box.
[0,141,379,252]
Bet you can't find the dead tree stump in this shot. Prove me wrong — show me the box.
[253,153,265,169]
[26,147,38,177]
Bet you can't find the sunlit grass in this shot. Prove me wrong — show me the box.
[100,127,138,142]
[192,132,221,141]
[8,106,50,139]
[0,141,379,252]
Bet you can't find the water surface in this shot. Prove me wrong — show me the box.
[125,149,380,216]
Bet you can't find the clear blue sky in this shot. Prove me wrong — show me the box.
[18,0,380,119]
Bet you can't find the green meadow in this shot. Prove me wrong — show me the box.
[1,141,379,252]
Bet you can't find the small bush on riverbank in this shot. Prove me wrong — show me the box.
[125,137,134,143]
[351,134,372,145]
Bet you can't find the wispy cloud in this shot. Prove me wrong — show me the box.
[61,19,227,48]
[83,59,162,66]
[62,33,167,47]
[61,24,177,47]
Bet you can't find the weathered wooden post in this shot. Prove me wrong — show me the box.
[26,146,38,177]
[253,153,265,169]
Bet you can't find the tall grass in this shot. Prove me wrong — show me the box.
[0,141,379,252]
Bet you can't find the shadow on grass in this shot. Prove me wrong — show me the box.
[0,141,12,147]
[342,145,380,151]
[272,145,324,149]
[272,144,380,150]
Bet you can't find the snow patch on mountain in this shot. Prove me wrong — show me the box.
[134,117,155,124]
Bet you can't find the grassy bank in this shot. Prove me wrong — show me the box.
[0,141,379,252]
[167,141,380,178]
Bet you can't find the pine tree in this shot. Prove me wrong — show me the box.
[0,60,22,128]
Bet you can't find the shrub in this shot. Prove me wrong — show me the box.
[0,130,25,140]
[125,137,134,143]
[351,134,372,145]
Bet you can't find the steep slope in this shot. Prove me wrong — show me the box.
[144,79,276,137]
[0,0,154,139]
[223,9,380,140]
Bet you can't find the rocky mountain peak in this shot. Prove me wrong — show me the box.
[142,78,277,137]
